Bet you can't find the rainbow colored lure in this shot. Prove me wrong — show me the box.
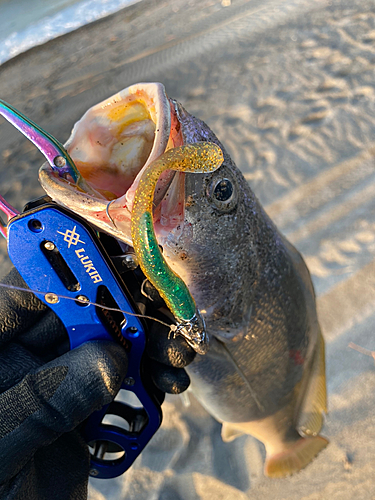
[131,142,224,354]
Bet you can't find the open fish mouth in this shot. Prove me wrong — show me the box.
[39,83,187,246]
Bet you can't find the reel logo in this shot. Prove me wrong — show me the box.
[58,226,103,284]
[57,226,85,247]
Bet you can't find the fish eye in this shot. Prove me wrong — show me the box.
[207,176,237,212]
[213,179,233,202]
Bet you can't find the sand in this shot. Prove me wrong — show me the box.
[1,0,375,498]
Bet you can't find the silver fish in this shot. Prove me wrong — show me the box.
[39,83,328,478]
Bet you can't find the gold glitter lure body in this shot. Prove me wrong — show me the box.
[130,143,223,354]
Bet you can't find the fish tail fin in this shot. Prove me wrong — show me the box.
[265,435,328,478]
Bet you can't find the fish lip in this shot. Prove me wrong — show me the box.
[170,99,187,123]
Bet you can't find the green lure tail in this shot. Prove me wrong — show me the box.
[131,142,224,353]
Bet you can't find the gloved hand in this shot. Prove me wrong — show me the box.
[0,268,195,500]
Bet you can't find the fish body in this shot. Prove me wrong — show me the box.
[39,83,328,477]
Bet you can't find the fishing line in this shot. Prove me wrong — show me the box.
[0,282,175,330]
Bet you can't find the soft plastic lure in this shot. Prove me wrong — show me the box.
[131,142,224,354]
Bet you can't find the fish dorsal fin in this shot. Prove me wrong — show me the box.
[297,329,327,436]
[221,423,245,442]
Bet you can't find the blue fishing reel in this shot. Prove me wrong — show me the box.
[6,201,163,479]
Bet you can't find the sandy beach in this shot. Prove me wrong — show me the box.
[1,0,375,498]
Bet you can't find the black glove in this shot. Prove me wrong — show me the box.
[0,268,195,500]
[147,312,196,394]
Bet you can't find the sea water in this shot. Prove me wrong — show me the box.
[0,0,142,65]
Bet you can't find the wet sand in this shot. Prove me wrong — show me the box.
[1,0,375,498]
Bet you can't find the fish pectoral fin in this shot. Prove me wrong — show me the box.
[221,423,245,443]
[298,329,327,436]
[265,435,328,478]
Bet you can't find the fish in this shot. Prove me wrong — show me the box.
[38,82,328,478]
